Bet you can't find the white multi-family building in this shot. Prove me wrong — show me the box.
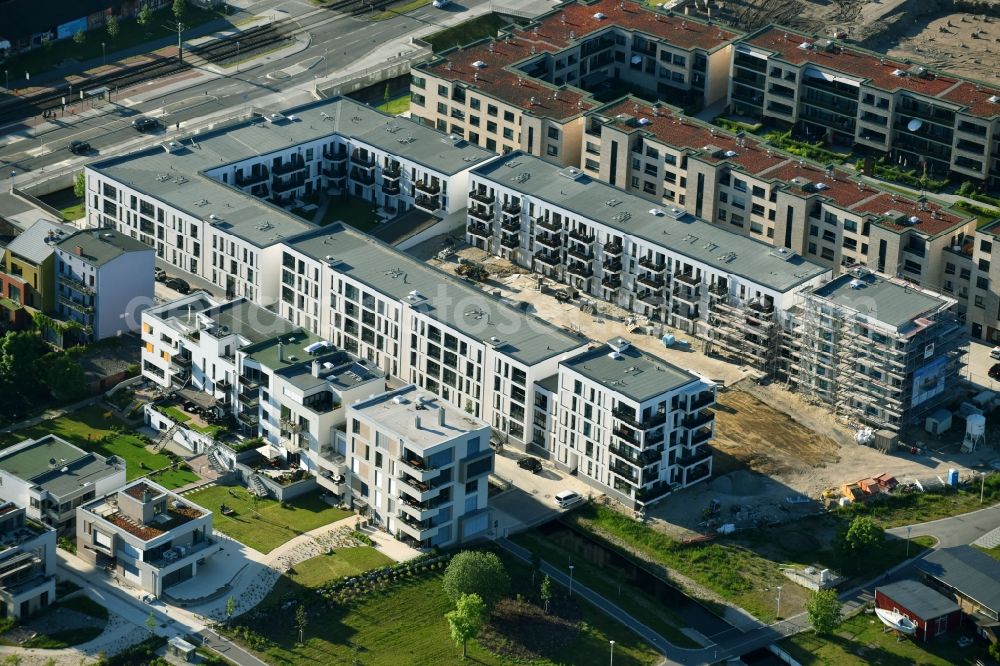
[83,96,494,304]
[0,501,57,619]
[76,480,217,598]
[347,384,493,548]
[54,229,154,342]
[542,337,716,508]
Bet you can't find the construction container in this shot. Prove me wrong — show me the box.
[925,408,952,435]
[873,429,898,453]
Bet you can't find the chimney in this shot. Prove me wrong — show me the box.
[73,245,83,256]
[415,415,422,430]
[278,341,284,363]
[438,406,446,427]
[311,360,320,378]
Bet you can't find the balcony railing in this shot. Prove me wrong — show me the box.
[567,247,593,261]
[535,234,562,248]
[350,169,375,185]
[272,174,305,193]
[62,274,94,296]
[351,150,375,167]
[467,223,492,238]
[536,217,562,232]
[689,392,715,410]
[415,180,441,195]
[382,182,400,195]
[677,447,712,467]
[235,170,268,187]
[468,207,492,222]
[382,164,402,179]
[414,196,440,213]
[639,257,667,272]
[612,408,666,430]
[272,158,305,176]
[501,219,521,232]
[502,203,521,216]
[239,375,259,390]
[324,149,347,162]
[323,165,346,178]
[637,274,666,289]
[59,295,93,314]
[603,259,622,272]
[682,410,713,429]
[604,242,623,255]
[613,426,640,446]
[567,263,593,278]
[534,251,560,266]
[469,191,495,204]
[602,276,621,289]
[568,228,596,244]
[500,236,519,249]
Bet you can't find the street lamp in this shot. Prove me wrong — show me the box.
[906,525,912,557]
[609,640,615,666]
[981,471,987,504]
[568,565,575,597]
[776,586,782,620]
[102,42,106,65]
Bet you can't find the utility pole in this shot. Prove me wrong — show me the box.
[177,21,185,64]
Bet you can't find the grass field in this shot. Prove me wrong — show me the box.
[149,466,200,490]
[279,548,393,591]
[157,405,227,439]
[425,13,513,52]
[782,611,983,665]
[319,195,380,232]
[185,485,351,553]
[376,94,410,116]
[0,405,173,479]
[60,202,86,221]
[371,0,431,21]
[229,550,660,666]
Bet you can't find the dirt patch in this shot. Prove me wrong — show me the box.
[478,598,580,661]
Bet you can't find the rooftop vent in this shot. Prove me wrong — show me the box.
[989,95,1000,104]
[891,69,906,77]
[637,117,651,126]
[472,60,486,69]
[593,11,606,19]
[607,337,630,353]
[798,41,812,50]
[849,278,865,289]
[769,247,798,261]
[723,150,738,158]
[392,395,407,405]
[266,112,287,123]
[908,215,921,225]
[558,166,585,181]
[649,208,664,216]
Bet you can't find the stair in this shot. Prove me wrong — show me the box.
[154,423,182,452]
[206,447,228,474]
[248,474,269,498]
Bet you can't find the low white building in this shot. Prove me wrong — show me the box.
[76,479,217,598]
[347,385,493,548]
[0,501,57,619]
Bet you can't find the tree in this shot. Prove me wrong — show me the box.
[137,4,153,27]
[530,551,541,586]
[540,574,553,614]
[35,351,87,402]
[442,551,510,610]
[106,16,119,41]
[295,604,308,644]
[173,0,186,19]
[145,611,157,635]
[73,29,86,45]
[74,171,86,198]
[806,589,842,635]
[838,516,885,568]
[0,332,48,398]
[225,596,236,627]
[445,593,486,660]
[383,84,391,106]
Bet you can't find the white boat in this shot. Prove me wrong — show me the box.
[875,608,917,635]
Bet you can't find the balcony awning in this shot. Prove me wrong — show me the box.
[804,67,859,87]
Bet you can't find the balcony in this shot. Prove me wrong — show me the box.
[689,391,715,410]
[468,207,492,222]
[500,235,519,249]
[350,168,375,186]
[323,149,347,162]
[535,233,562,249]
[567,247,593,261]
[568,228,596,244]
[467,223,492,238]
[399,495,439,521]
[240,394,259,408]
[689,427,713,446]
[567,262,593,278]
[59,295,93,314]
[469,190,495,205]
[682,410,713,429]
[235,170,268,187]
[237,411,259,427]
[536,216,562,232]
[381,182,400,196]
[239,375,259,390]
[414,195,441,213]
[397,513,437,540]
[603,259,622,273]
[604,242,623,256]
[382,164,401,180]
[612,408,666,430]
[672,284,701,303]
[501,219,521,232]
[637,274,665,289]
[534,251,560,266]
[399,457,438,482]
[62,274,94,296]
[170,354,192,370]
[398,474,442,502]
[602,276,621,290]
[415,180,441,195]
[322,165,346,178]
[272,174,305,193]
[610,462,639,484]
[613,426,640,446]
[639,257,667,272]
[638,290,664,306]
[272,157,306,176]
[351,150,375,167]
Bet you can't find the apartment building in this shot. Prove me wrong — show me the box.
[347,385,492,548]
[54,229,154,342]
[83,97,493,304]
[76,480,217,598]
[467,150,830,373]
[788,268,964,430]
[579,98,992,340]
[280,225,588,449]
[0,501,56,619]
[542,338,715,508]
[0,435,126,533]
[0,220,73,330]
[731,26,1000,187]
[411,0,739,165]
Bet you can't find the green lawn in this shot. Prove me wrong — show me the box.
[149,465,200,490]
[511,530,699,647]
[833,477,1000,529]
[425,13,514,53]
[376,94,410,116]
[185,485,352,553]
[60,202,86,221]
[280,548,393,590]
[0,405,173,479]
[3,7,227,80]
[157,404,227,439]
[229,550,660,666]
[782,611,983,665]
[319,195,380,232]
[371,0,431,21]
[22,596,109,648]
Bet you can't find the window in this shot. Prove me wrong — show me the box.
[486,121,497,134]
[437,84,448,96]
[502,127,513,140]
[547,145,558,156]
[981,239,993,254]
[503,110,514,122]
[977,276,989,290]
[469,97,480,110]
[974,295,985,308]
[547,126,560,140]
[487,104,498,117]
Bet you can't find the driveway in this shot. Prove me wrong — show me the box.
[888,501,1000,548]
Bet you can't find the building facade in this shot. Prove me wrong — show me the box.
[0,501,56,619]
[76,480,217,598]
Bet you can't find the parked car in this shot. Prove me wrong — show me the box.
[517,456,542,473]
[990,363,1000,381]
[164,277,190,294]
[991,346,1000,360]
[132,117,159,132]
[68,140,91,155]
[554,490,582,509]
[154,268,166,282]
[432,0,451,7]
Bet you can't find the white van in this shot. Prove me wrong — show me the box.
[432,0,451,7]
[554,490,582,508]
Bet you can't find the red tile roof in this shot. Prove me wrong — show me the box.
[765,162,874,208]
[746,27,958,97]
[123,482,161,501]
[857,192,970,236]
[938,81,1000,119]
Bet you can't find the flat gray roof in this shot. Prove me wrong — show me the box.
[536,374,559,394]
[0,435,120,498]
[90,97,494,248]
[561,339,698,402]
[811,272,950,329]
[288,225,586,366]
[147,294,298,345]
[352,385,486,451]
[57,229,151,267]
[917,546,1000,614]
[472,152,828,293]
[877,579,959,620]
[5,219,74,265]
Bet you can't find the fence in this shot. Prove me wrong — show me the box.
[315,43,432,99]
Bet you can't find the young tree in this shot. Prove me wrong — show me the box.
[295,604,308,644]
[137,4,153,27]
[35,351,87,402]
[806,589,842,635]
[838,516,885,570]
[74,171,86,198]
[442,551,510,610]
[173,0,186,19]
[106,16,120,41]
[225,596,236,627]
[445,593,487,660]
[383,84,390,106]
[0,331,47,394]
[145,611,157,635]
[540,574,553,614]
[73,29,86,45]
[530,551,541,586]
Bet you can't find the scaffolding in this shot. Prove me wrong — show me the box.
[707,285,783,377]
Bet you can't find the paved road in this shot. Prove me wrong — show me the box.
[888,499,1000,548]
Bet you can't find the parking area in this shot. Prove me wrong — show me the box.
[966,339,1000,390]
[490,449,597,536]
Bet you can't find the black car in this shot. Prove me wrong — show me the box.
[517,457,542,473]
[68,140,90,155]
[132,117,159,132]
[990,363,1000,381]
[154,268,166,282]
[165,277,190,294]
